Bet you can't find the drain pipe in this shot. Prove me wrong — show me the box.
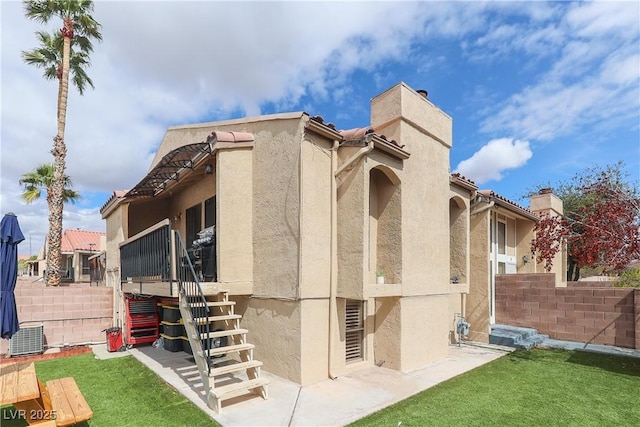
[328,137,374,380]
[470,200,494,216]
[334,137,374,177]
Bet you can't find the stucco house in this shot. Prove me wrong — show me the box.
[34,229,106,283]
[100,82,563,412]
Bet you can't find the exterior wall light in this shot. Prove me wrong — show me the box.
[204,164,213,174]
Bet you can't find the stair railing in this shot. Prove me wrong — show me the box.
[173,230,211,373]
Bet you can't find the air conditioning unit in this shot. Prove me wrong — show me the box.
[9,322,44,356]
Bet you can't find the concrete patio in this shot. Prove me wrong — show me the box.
[93,343,510,426]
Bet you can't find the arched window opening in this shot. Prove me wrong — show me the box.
[369,167,401,284]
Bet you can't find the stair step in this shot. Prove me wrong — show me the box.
[489,324,548,349]
[191,314,242,324]
[200,329,248,340]
[190,301,236,308]
[200,343,254,357]
[492,324,539,339]
[210,377,269,400]
[208,360,262,378]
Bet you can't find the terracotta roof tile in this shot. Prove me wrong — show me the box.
[61,229,105,253]
[339,127,375,140]
[207,131,254,143]
[450,173,478,191]
[480,190,538,221]
[101,190,127,213]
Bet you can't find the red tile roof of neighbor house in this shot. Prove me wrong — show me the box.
[61,229,105,253]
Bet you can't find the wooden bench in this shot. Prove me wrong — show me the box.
[43,377,93,426]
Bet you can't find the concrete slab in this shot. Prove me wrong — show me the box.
[128,344,509,426]
[540,339,640,358]
[91,343,132,360]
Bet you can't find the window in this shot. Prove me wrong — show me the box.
[497,221,506,255]
[345,300,364,363]
[186,203,202,247]
[204,196,216,228]
[82,254,90,275]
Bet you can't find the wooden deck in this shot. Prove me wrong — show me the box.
[122,280,253,296]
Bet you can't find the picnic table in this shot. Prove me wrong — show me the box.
[0,361,40,406]
[0,361,92,426]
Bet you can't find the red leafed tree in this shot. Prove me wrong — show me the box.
[531,162,640,278]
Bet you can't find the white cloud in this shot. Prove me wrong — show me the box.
[455,138,533,184]
[477,2,640,141]
[1,1,637,256]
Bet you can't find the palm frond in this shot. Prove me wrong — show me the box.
[19,162,79,205]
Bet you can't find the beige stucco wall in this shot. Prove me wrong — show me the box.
[516,219,536,273]
[234,296,303,384]
[217,148,252,285]
[250,120,305,298]
[128,198,171,237]
[337,152,366,300]
[298,136,332,300]
[372,86,452,298]
[467,210,491,342]
[366,83,454,368]
[168,172,216,239]
[373,297,401,369]
[449,194,469,284]
[399,295,450,368]
[104,203,128,325]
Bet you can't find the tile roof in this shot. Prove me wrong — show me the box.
[450,173,478,192]
[101,190,127,213]
[61,229,105,253]
[309,115,406,149]
[479,190,539,221]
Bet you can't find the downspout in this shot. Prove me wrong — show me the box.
[470,200,494,216]
[329,137,374,379]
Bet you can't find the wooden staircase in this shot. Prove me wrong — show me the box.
[179,290,269,414]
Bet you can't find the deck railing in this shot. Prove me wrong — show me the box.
[119,219,211,370]
[120,219,173,293]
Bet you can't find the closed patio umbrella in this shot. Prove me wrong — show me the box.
[1,212,25,339]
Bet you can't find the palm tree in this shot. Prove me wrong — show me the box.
[22,30,95,98]
[19,163,80,205]
[23,0,101,286]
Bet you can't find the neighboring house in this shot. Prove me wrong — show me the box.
[100,82,564,411]
[36,229,106,283]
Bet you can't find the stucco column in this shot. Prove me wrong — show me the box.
[530,189,566,287]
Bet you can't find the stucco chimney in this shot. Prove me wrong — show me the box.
[370,82,452,149]
[530,189,563,216]
[530,189,566,287]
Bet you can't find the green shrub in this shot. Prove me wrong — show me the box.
[613,266,640,287]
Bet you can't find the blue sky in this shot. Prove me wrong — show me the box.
[1,0,639,256]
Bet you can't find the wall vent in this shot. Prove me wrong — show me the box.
[345,300,364,363]
[9,323,44,356]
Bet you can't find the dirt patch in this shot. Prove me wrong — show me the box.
[0,346,92,364]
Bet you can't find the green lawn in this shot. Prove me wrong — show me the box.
[1,354,218,427]
[350,349,640,427]
[4,349,638,427]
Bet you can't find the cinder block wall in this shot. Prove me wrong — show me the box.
[567,280,618,287]
[495,274,639,349]
[0,279,112,355]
